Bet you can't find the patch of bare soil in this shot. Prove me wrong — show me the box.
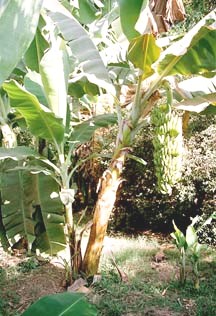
[150,261,178,283]
[0,246,65,315]
[142,307,181,316]
[14,263,65,313]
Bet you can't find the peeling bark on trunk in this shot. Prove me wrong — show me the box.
[1,124,17,148]
[82,152,126,276]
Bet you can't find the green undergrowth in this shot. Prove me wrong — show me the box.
[93,236,216,316]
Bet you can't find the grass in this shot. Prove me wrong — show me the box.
[0,266,21,316]
[92,236,216,316]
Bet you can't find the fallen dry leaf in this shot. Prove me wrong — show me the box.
[77,285,91,294]
[67,278,87,292]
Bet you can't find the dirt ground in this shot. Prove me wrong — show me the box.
[0,247,65,314]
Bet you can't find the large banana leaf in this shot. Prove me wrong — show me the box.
[175,93,216,113]
[0,0,43,86]
[119,0,148,40]
[43,0,115,95]
[178,76,216,97]
[3,80,64,146]
[0,206,10,250]
[37,174,66,254]
[0,147,65,254]
[157,10,216,77]
[128,34,161,79]
[0,167,38,249]
[78,0,97,24]
[70,113,117,143]
[39,41,70,126]
[68,77,99,98]
[22,292,98,316]
[24,20,49,73]
[174,76,216,114]
[108,62,136,85]
[24,71,48,107]
[0,146,37,161]
[0,146,59,178]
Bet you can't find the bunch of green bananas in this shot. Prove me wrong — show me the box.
[151,104,183,195]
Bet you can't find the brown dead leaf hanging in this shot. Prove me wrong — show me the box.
[150,0,186,33]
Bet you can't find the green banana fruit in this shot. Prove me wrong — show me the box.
[151,104,183,195]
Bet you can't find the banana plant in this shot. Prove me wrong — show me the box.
[171,220,203,289]
[0,0,117,282]
[82,6,216,276]
[171,221,188,285]
[186,224,202,290]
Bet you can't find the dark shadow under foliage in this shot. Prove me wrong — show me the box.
[110,115,216,244]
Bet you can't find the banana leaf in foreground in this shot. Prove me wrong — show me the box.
[21,292,98,316]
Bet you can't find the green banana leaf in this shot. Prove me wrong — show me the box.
[119,0,148,41]
[39,12,70,126]
[0,206,10,250]
[24,21,49,73]
[128,34,161,79]
[3,80,64,146]
[157,10,216,77]
[78,0,97,24]
[0,167,38,249]
[171,221,187,250]
[68,77,99,98]
[37,174,66,254]
[175,92,216,113]
[44,0,115,95]
[0,146,37,161]
[108,62,135,85]
[0,0,43,86]
[70,113,117,144]
[174,76,216,114]
[24,71,48,107]
[0,147,65,254]
[21,292,98,316]
[177,75,216,99]
[200,105,216,115]
[186,225,198,248]
[0,146,60,178]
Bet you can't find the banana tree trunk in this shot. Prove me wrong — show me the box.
[82,76,160,276]
[65,200,82,279]
[1,124,17,148]
[82,148,127,276]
